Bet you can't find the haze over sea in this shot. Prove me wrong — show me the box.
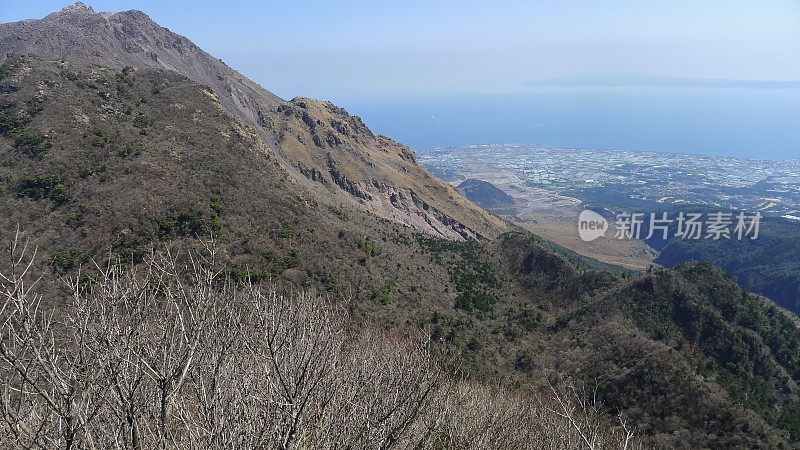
[333,88,800,161]
[4,1,797,161]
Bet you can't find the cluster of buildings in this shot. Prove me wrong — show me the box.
[419,144,800,219]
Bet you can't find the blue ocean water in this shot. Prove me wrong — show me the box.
[333,89,800,160]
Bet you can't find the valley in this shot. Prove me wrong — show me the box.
[422,143,800,316]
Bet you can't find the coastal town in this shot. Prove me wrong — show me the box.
[419,144,800,220]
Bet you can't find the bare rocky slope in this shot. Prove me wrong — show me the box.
[0,2,504,240]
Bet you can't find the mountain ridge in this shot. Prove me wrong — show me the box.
[0,2,504,240]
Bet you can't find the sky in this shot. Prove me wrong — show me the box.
[3,0,799,97]
[2,1,799,158]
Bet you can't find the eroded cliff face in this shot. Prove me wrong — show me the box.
[262,98,505,239]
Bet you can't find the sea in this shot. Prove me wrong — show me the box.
[333,88,800,161]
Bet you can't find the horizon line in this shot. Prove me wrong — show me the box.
[528,74,800,90]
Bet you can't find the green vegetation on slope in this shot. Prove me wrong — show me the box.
[457,178,515,209]
[653,217,800,316]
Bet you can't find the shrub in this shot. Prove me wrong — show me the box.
[158,210,211,238]
[416,234,498,312]
[279,223,295,238]
[89,130,109,147]
[0,106,28,136]
[26,97,44,115]
[51,248,89,273]
[334,207,349,221]
[118,142,142,157]
[363,236,381,257]
[13,130,52,157]
[65,210,84,228]
[133,113,152,129]
[14,175,70,204]
[0,100,50,157]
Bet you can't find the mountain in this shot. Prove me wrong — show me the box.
[2,4,800,448]
[0,2,283,119]
[457,178,515,210]
[0,53,479,310]
[650,217,800,315]
[495,234,800,448]
[0,2,503,240]
[628,207,800,315]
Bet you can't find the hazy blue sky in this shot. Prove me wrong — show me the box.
[2,1,799,98]
[2,1,799,158]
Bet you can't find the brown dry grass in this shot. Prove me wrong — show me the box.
[520,215,657,270]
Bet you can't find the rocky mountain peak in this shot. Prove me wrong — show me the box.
[59,2,96,14]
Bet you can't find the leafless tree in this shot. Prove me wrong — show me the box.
[0,228,107,449]
[0,232,639,449]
